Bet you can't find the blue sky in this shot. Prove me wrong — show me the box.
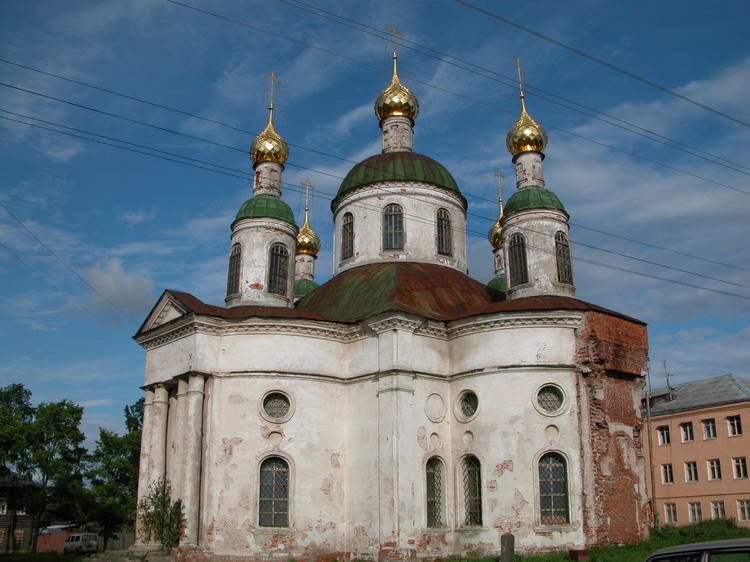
[1,0,749,443]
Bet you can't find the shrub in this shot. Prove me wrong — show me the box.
[137,477,185,551]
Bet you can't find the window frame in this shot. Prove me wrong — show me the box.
[664,502,677,524]
[685,461,699,483]
[257,455,292,528]
[425,456,446,528]
[727,415,743,437]
[657,425,671,446]
[711,500,726,520]
[461,454,483,527]
[538,451,571,526]
[436,208,453,256]
[702,418,717,440]
[382,203,405,251]
[708,458,722,481]
[267,242,290,296]
[689,501,702,522]
[508,232,529,287]
[226,243,242,296]
[554,230,573,285]
[680,421,695,443]
[733,457,748,480]
[662,463,674,485]
[341,212,354,261]
[738,499,750,522]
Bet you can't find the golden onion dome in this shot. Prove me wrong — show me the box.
[296,212,320,256]
[250,104,289,166]
[488,218,503,249]
[506,92,548,156]
[374,52,419,123]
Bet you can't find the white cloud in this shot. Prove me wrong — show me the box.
[118,208,157,226]
[82,258,155,322]
[79,399,116,408]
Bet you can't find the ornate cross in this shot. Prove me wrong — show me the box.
[302,180,311,212]
[513,58,525,95]
[494,170,506,210]
[384,24,404,53]
[266,71,281,106]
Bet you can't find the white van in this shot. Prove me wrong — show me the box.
[63,533,99,554]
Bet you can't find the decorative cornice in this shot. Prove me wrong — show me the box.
[366,314,423,334]
[333,180,467,215]
[447,311,582,339]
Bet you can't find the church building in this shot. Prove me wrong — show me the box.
[133,53,651,559]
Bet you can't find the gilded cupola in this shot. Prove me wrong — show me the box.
[488,190,504,249]
[250,104,289,166]
[374,52,419,123]
[296,212,320,256]
[506,92,548,157]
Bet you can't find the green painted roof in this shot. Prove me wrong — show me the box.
[487,275,507,293]
[505,186,567,215]
[234,195,297,226]
[294,279,320,298]
[334,152,462,208]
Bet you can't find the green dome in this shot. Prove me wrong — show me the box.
[234,195,296,226]
[294,279,320,299]
[487,275,507,293]
[505,186,567,216]
[334,152,463,209]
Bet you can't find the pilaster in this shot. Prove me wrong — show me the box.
[181,374,206,547]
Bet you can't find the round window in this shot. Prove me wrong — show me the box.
[454,390,479,422]
[537,385,564,414]
[263,392,290,420]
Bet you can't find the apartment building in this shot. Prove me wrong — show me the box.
[644,374,750,527]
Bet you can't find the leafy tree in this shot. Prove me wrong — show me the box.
[0,383,34,477]
[137,478,184,551]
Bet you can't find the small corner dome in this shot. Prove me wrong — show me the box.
[294,278,320,299]
[296,219,320,256]
[487,274,507,293]
[504,186,566,216]
[234,195,297,226]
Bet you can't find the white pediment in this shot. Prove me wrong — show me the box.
[141,292,189,333]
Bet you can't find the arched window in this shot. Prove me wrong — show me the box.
[341,213,354,261]
[555,231,573,285]
[538,452,569,524]
[268,243,289,296]
[226,243,241,296]
[259,456,289,527]
[436,209,452,256]
[426,457,444,527]
[508,233,528,286]
[383,204,404,250]
[462,455,482,526]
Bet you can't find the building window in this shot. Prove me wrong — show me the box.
[436,208,452,256]
[341,212,354,260]
[0,498,6,515]
[702,418,716,439]
[685,461,699,483]
[657,425,671,446]
[689,502,702,522]
[555,231,573,284]
[268,243,289,296]
[458,390,479,420]
[734,457,748,479]
[263,392,290,421]
[537,385,565,414]
[259,456,289,527]
[226,243,241,296]
[662,463,674,484]
[462,455,482,526]
[711,501,726,520]
[426,457,444,527]
[728,415,743,436]
[508,233,528,286]
[665,503,677,524]
[539,452,570,525]
[738,499,750,521]
[708,459,722,481]
[680,421,694,442]
[383,204,404,250]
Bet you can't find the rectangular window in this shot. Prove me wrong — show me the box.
[734,457,748,479]
[662,463,674,484]
[708,459,722,481]
[657,425,671,445]
[680,421,694,442]
[711,500,726,519]
[689,502,702,522]
[728,415,743,436]
[664,503,677,523]
[738,499,750,521]
[685,461,699,483]
[703,418,717,439]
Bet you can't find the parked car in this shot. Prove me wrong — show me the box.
[63,533,99,554]
[645,538,750,561]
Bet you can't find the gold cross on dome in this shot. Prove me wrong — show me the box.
[513,58,526,96]
[266,71,281,106]
[384,24,404,54]
[494,170,506,208]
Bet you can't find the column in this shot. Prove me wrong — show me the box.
[173,379,189,499]
[133,389,155,548]
[149,384,170,489]
[181,374,206,547]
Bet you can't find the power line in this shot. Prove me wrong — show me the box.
[4,113,749,303]
[273,0,750,176]
[453,0,750,130]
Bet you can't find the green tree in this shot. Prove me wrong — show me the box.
[0,383,34,477]
[138,478,184,552]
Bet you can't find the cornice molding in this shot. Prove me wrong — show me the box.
[447,311,582,339]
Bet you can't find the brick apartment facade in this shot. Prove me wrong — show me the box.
[644,374,750,527]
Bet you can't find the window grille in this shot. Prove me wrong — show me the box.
[685,461,698,482]
[537,385,564,413]
[702,418,716,439]
[734,457,748,479]
[426,457,443,527]
[226,243,241,296]
[657,425,670,445]
[555,231,573,284]
[263,392,290,420]
[689,502,702,522]
[460,391,478,418]
[436,209,452,256]
[268,243,289,296]
[539,453,570,524]
[728,415,743,436]
[383,204,404,250]
[462,455,482,526]
[711,500,725,519]
[259,456,289,527]
[664,503,677,523]
[341,213,354,260]
[680,421,694,442]
[508,233,528,286]
[708,459,722,480]
[662,463,674,484]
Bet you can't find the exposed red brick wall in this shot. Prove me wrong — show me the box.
[576,311,649,546]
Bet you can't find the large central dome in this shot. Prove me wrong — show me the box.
[333,151,463,209]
